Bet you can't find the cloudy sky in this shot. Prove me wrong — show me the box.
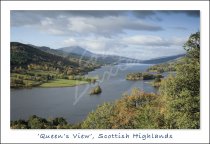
[11,10,199,60]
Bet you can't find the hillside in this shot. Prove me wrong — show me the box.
[11,42,101,73]
[11,42,79,69]
[141,54,185,64]
[28,44,99,68]
[147,57,186,73]
[10,42,100,88]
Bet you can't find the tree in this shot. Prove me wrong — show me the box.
[159,32,200,129]
[81,103,114,129]
[110,88,158,129]
[89,85,102,95]
[10,120,28,129]
[134,101,165,129]
[52,117,67,126]
[28,115,49,129]
[184,32,200,61]
[154,77,161,83]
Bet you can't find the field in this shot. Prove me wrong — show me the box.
[40,79,88,88]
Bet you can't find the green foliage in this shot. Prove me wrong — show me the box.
[10,120,28,129]
[90,85,102,95]
[68,75,97,83]
[81,103,114,129]
[110,88,159,129]
[28,115,49,129]
[10,42,101,88]
[11,70,97,88]
[83,88,160,129]
[11,42,78,70]
[154,77,161,83]
[126,72,163,80]
[134,101,165,129]
[40,79,88,88]
[184,32,200,61]
[147,58,185,73]
[52,117,67,126]
[126,72,143,80]
[159,32,200,129]
[149,77,162,88]
[10,72,52,88]
[11,115,74,129]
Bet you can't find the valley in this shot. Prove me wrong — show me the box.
[10,42,184,88]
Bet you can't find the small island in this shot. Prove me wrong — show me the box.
[90,85,102,95]
[126,72,163,80]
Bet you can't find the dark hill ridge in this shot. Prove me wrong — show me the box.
[11,42,79,69]
[28,44,89,63]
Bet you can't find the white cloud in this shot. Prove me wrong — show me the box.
[40,17,53,26]
[122,35,186,46]
[61,34,186,59]
[63,37,113,54]
[67,17,97,33]
[47,29,64,35]
[12,13,163,37]
[65,16,163,36]
[63,38,78,46]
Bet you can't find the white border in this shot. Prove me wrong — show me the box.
[1,1,209,143]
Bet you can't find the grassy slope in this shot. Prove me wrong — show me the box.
[40,79,88,88]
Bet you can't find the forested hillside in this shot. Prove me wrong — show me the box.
[141,54,185,64]
[10,42,100,88]
[147,57,186,73]
[11,42,79,69]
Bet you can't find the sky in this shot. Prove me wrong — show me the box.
[11,10,200,60]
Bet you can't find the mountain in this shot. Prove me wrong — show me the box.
[28,44,90,62]
[11,42,103,76]
[58,46,142,64]
[58,45,185,65]
[58,46,94,57]
[12,42,185,71]
[11,42,79,68]
[141,54,185,64]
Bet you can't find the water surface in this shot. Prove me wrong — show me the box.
[11,63,158,123]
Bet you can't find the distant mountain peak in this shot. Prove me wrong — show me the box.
[58,46,93,57]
